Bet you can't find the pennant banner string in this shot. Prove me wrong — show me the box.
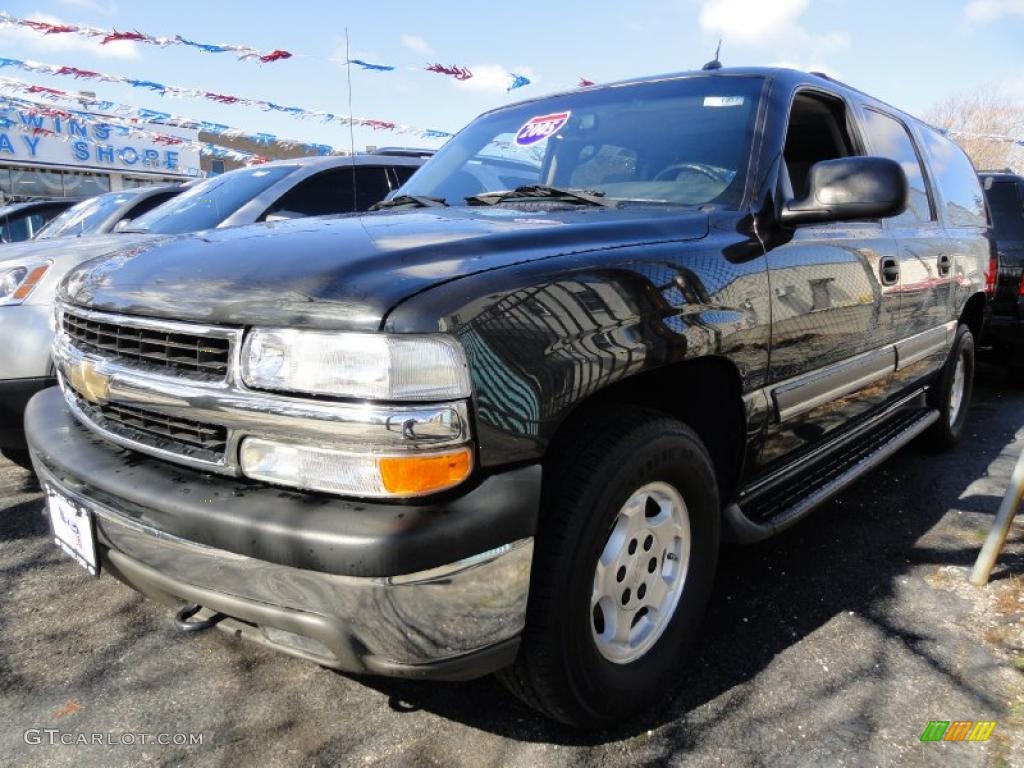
[943,128,1024,147]
[0,58,454,138]
[0,76,341,155]
[0,12,292,63]
[0,12,531,90]
[0,94,271,167]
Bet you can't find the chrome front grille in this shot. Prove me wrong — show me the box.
[72,393,228,463]
[62,309,231,381]
[54,303,471,477]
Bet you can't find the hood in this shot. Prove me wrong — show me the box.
[0,232,158,268]
[61,206,709,330]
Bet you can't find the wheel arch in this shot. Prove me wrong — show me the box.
[959,291,986,342]
[543,355,748,504]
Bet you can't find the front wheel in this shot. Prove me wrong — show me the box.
[498,408,720,728]
[925,323,975,450]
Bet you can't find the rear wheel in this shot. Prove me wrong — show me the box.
[925,324,975,450]
[498,408,720,728]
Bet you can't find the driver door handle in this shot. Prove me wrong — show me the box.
[938,254,952,277]
[880,256,900,286]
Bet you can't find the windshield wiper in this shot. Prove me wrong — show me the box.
[466,185,617,208]
[371,194,448,211]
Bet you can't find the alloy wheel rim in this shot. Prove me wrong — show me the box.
[590,481,691,664]
[949,352,966,427]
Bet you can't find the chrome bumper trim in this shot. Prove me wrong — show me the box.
[41,468,532,670]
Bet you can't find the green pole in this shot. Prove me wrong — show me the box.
[970,444,1024,586]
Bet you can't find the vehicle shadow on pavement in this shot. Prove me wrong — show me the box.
[350,362,1024,747]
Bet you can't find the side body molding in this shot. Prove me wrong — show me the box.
[768,322,955,423]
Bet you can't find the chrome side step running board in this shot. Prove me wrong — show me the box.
[725,405,940,543]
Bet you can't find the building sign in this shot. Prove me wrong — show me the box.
[0,108,200,176]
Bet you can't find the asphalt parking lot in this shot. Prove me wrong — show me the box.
[1,365,1023,768]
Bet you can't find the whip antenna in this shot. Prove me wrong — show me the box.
[345,27,358,211]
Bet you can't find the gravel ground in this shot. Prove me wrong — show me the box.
[1,364,1022,768]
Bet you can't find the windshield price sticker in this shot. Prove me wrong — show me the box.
[703,96,745,107]
[515,111,572,146]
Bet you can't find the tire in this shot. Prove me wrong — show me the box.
[1009,364,1024,389]
[498,407,720,728]
[0,448,33,471]
[924,323,975,450]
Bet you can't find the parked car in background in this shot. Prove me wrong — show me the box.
[26,69,990,727]
[0,152,427,468]
[980,171,1024,380]
[119,153,425,233]
[33,185,185,241]
[0,199,78,243]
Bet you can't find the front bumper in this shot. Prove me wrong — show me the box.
[0,302,54,379]
[27,388,540,680]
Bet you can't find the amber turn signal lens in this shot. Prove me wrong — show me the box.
[378,447,473,496]
[12,264,49,300]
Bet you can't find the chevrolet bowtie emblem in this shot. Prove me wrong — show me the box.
[69,360,111,405]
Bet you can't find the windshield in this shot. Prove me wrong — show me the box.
[401,75,764,207]
[35,193,135,239]
[125,165,295,234]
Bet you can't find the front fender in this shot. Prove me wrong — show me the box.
[384,231,771,468]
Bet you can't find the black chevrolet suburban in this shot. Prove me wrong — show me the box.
[980,171,1024,378]
[26,68,990,728]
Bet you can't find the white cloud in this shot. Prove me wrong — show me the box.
[58,0,119,15]
[965,0,1024,22]
[699,0,810,46]
[455,65,537,95]
[400,34,434,58]
[698,0,848,70]
[0,12,138,59]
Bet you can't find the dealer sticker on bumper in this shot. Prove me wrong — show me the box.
[45,488,98,576]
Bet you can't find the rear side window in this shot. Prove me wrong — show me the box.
[919,129,987,227]
[861,109,934,225]
[985,180,1024,240]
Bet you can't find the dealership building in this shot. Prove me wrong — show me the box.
[0,105,204,202]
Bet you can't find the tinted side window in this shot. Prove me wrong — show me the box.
[0,214,30,242]
[267,167,393,217]
[783,92,856,200]
[920,129,986,227]
[861,109,934,225]
[985,180,1024,240]
[123,190,180,221]
[390,166,418,186]
[351,167,393,211]
[27,213,49,236]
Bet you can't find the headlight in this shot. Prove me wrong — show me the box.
[240,438,473,498]
[0,261,51,306]
[242,329,471,401]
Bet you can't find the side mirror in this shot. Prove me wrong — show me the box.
[780,156,908,227]
[113,219,131,232]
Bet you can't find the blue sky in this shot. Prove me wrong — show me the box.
[2,0,1023,153]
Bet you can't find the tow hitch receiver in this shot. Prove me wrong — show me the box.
[174,603,225,632]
